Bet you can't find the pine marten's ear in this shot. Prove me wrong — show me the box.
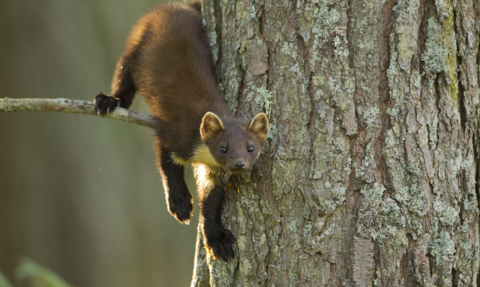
[248,113,269,142]
[200,112,225,141]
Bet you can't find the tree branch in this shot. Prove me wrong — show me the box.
[0,98,157,129]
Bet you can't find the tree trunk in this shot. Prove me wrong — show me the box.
[192,0,480,286]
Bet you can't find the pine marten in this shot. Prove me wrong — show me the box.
[94,1,269,261]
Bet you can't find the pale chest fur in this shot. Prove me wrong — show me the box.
[171,144,221,167]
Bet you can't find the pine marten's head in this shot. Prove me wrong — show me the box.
[200,112,269,173]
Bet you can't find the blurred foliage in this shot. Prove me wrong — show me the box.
[16,259,73,287]
[0,272,13,287]
[0,0,198,287]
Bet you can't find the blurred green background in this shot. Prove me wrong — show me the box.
[0,0,200,286]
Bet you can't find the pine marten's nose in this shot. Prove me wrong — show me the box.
[234,161,245,169]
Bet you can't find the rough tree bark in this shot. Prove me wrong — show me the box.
[191,0,480,286]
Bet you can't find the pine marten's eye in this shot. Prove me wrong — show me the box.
[247,146,254,153]
[220,147,228,154]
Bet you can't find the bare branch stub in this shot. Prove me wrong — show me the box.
[0,98,157,129]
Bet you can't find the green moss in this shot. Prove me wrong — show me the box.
[421,3,458,103]
[443,1,458,103]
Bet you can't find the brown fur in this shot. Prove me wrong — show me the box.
[132,3,229,161]
[93,1,269,261]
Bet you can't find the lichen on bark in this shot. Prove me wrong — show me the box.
[192,0,480,286]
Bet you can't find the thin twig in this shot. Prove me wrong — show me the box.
[0,98,157,129]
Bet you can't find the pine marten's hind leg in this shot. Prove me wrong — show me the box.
[94,52,137,115]
[94,18,150,115]
[154,136,194,224]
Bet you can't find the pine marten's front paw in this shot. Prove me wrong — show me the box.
[94,93,120,115]
[203,225,236,261]
[167,191,194,224]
